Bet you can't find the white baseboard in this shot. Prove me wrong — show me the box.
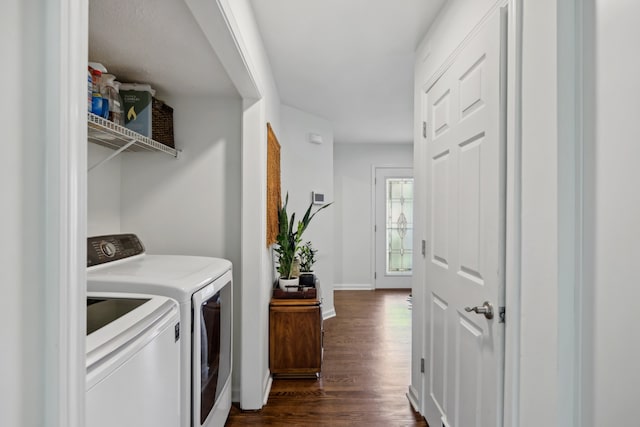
[262,371,273,406]
[333,283,374,290]
[323,308,336,320]
[407,385,421,413]
[232,386,240,404]
[375,284,413,290]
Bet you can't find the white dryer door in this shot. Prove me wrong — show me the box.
[191,272,232,427]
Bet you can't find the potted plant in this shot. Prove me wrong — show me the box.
[274,194,331,291]
[298,241,317,288]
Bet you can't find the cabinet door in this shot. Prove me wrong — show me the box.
[269,304,321,375]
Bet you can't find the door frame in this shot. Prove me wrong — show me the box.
[371,165,414,290]
[505,1,584,425]
[48,0,88,425]
[372,166,414,289]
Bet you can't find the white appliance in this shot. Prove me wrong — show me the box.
[86,234,233,427]
[86,292,180,427]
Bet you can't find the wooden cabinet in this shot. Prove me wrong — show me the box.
[269,298,322,378]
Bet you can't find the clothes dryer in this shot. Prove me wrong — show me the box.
[87,234,233,427]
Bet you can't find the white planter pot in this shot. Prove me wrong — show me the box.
[278,277,300,291]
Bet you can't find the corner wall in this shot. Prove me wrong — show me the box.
[519,1,560,424]
[219,0,283,410]
[2,2,47,425]
[333,143,413,289]
[280,105,335,317]
[87,144,121,236]
[582,1,640,425]
[120,95,242,261]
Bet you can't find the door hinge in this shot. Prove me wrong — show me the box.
[374,225,377,232]
[374,272,377,280]
[422,121,427,138]
[499,306,506,323]
[420,358,425,373]
[421,240,426,257]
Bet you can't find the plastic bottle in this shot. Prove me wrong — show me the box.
[87,67,93,112]
[90,68,104,116]
[101,74,124,125]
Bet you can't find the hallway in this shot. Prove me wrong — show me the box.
[226,289,427,426]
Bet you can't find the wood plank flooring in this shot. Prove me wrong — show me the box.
[225,289,428,426]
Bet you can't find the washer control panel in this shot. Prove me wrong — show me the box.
[87,234,145,267]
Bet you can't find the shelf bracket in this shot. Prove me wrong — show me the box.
[88,138,137,172]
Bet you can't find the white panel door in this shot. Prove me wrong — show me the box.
[423,10,506,427]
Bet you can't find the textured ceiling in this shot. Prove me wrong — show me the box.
[89,0,238,98]
[251,0,445,144]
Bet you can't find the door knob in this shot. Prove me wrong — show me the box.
[464,301,494,319]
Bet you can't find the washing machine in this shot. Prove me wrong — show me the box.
[87,234,233,427]
[86,291,180,427]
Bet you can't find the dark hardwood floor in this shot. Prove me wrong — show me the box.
[225,289,428,426]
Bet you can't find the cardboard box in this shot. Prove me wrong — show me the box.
[120,83,155,138]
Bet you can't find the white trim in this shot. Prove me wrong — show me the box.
[422,0,510,95]
[370,165,377,288]
[239,97,266,410]
[503,0,522,426]
[183,0,261,99]
[418,85,429,418]
[406,385,421,413]
[576,2,590,425]
[334,284,374,291]
[322,308,337,321]
[262,372,273,406]
[45,0,87,426]
[556,0,584,425]
[556,0,577,419]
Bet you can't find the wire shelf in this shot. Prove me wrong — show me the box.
[87,113,178,157]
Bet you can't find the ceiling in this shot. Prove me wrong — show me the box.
[88,0,444,143]
[89,0,238,98]
[250,0,445,144]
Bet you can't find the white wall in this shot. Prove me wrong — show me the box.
[120,95,242,264]
[87,95,242,262]
[2,1,87,426]
[333,143,413,288]
[87,144,121,236]
[519,1,560,425]
[1,2,46,426]
[280,105,335,316]
[582,1,640,425]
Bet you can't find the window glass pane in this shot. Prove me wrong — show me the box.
[200,292,221,423]
[385,178,414,274]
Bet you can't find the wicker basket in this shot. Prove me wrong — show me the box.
[152,98,174,148]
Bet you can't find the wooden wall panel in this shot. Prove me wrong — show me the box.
[267,123,281,246]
